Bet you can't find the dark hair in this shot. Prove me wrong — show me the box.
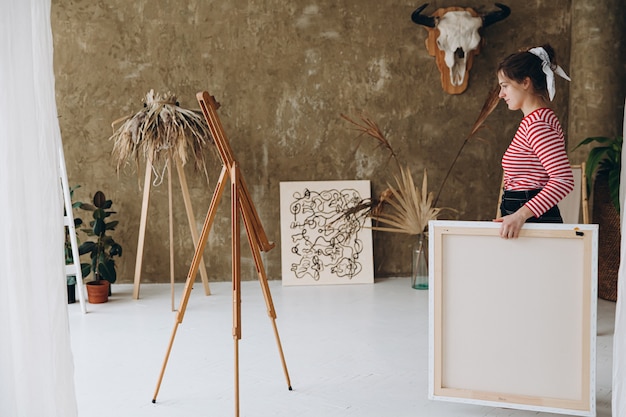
[497,44,557,101]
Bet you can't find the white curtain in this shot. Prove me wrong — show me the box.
[614,99,626,417]
[0,1,78,416]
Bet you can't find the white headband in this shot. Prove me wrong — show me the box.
[528,47,571,101]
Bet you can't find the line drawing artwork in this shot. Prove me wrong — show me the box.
[280,181,374,286]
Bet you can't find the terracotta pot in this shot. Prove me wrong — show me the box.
[86,280,110,304]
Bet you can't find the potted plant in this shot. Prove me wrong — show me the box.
[78,190,123,303]
[575,135,622,301]
[64,185,84,304]
[575,135,622,211]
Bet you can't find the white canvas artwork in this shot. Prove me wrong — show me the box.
[428,221,598,417]
[279,180,374,286]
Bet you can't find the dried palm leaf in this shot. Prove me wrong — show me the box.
[372,166,443,236]
[110,90,216,182]
[433,85,500,206]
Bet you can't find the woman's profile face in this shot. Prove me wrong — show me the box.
[497,71,527,111]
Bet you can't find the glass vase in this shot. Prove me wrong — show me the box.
[411,236,428,290]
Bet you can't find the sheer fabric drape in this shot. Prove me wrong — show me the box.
[0,0,78,416]
[614,99,626,417]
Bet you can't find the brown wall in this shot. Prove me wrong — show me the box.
[569,0,626,160]
[51,0,625,283]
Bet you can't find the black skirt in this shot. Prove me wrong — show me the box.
[500,189,563,223]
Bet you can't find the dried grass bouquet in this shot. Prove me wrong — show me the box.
[110,89,216,182]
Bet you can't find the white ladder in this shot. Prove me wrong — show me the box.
[59,145,87,314]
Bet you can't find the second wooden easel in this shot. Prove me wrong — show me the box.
[132,154,212,307]
[151,91,292,416]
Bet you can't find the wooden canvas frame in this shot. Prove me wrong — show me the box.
[428,221,598,417]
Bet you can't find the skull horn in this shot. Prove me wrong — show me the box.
[411,3,435,28]
[482,3,511,28]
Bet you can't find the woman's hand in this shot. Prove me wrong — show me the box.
[493,206,534,239]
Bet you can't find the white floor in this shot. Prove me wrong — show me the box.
[68,278,615,417]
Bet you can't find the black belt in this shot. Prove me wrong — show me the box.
[500,188,563,223]
[502,189,542,200]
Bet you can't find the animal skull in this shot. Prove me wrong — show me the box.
[436,11,482,87]
[412,3,511,94]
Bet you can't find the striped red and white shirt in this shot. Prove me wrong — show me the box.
[502,107,574,217]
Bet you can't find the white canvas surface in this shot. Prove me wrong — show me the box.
[428,221,598,417]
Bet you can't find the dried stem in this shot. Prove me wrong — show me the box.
[433,85,500,207]
[341,112,448,235]
[340,112,403,175]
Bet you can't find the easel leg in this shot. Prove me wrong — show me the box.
[151,321,179,403]
[240,191,293,390]
[134,156,211,302]
[231,165,242,417]
[152,166,229,403]
[176,159,211,296]
[133,157,153,300]
[168,162,175,311]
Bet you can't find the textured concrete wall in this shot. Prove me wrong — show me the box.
[569,0,626,159]
[51,0,623,283]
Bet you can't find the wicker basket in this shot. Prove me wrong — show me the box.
[593,173,620,302]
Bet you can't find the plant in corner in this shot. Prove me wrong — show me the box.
[78,190,123,303]
[574,135,622,301]
[575,135,622,212]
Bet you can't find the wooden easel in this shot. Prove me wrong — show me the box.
[132,153,212,305]
[151,91,292,416]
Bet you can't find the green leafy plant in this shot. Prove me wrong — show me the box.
[575,135,622,212]
[78,191,123,283]
[64,185,84,285]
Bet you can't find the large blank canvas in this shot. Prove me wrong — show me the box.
[429,221,598,417]
[280,180,374,286]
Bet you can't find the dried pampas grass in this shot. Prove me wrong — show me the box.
[340,86,499,236]
[372,166,442,236]
[110,90,215,182]
[338,113,447,236]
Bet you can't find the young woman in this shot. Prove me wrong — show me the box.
[494,44,574,239]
